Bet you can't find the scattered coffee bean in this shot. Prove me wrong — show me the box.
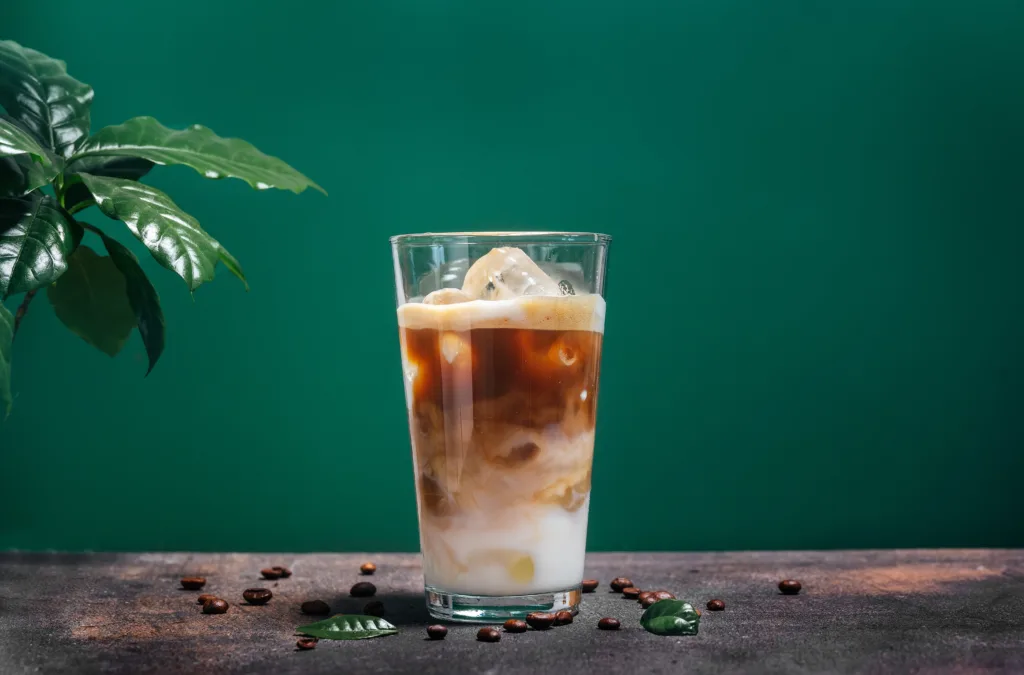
[350,581,376,598]
[243,588,273,605]
[197,594,216,605]
[707,599,725,611]
[638,591,655,603]
[598,617,621,630]
[581,579,600,593]
[779,579,802,595]
[180,577,206,590]
[503,619,528,633]
[525,612,555,630]
[426,625,448,640]
[609,577,633,592]
[261,568,282,580]
[296,637,318,650]
[364,600,386,617]
[477,627,501,642]
[272,566,292,578]
[640,595,658,608]
[301,600,331,616]
[622,587,640,599]
[653,590,676,601]
[203,598,229,614]
[360,562,377,575]
[554,610,574,625]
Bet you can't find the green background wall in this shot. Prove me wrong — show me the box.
[2,1,1022,553]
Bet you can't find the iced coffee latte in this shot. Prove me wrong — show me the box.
[396,247,605,599]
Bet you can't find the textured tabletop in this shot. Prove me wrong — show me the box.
[1,550,1022,674]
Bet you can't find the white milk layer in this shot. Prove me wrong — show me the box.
[420,496,591,596]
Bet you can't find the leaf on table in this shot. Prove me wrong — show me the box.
[0,193,77,298]
[0,302,12,418]
[46,245,136,357]
[0,40,94,158]
[71,116,324,194]
[93,228,166,374]
[77,173,246,292]
[63,156,154,213]
[640,599,700,636]
[296,615,399,640]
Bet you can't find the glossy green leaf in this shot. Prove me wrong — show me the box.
[77,173,246,292]
[63,157,154,214]
[0,40,94,158]
[0,194,77,298]
[640,600,700,636]
[0,302,12,418]
[296,615,398,640]
[0,116,50,162]
[71,116,324,194]
[92,227,166,374]
[0,155,58,199]
[46,245,136,357]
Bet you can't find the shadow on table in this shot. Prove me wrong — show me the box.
[327,591,430,626]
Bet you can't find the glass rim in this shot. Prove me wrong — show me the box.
[389,231,611,246]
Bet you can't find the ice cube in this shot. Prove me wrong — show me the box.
[461,247,561,300]
[423,288,472,305]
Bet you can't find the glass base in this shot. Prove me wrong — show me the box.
[425,585,582,623]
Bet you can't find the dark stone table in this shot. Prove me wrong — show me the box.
[2,550,1022,674]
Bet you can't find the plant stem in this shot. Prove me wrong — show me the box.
[12,290,37,340]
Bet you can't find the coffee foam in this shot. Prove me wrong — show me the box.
[396,294,606,333]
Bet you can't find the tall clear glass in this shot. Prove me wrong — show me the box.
[390,232,611,623]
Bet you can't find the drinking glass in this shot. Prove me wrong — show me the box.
[391,232,610,622]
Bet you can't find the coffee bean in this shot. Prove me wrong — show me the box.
[653,590,676,601]
[622,587,640,599]
[554,610,574,625]
[350,581,376,598]
[243,588,273,605]
[360,562,377,575]
[426,625,448,640]
[707,599,725,611]
[477,627,501,642]
[637,591,655,603]
[272,566,292,578]
[301,600,331,616]
[180,577,206,590]
[581,579,599,593]
[503,619,528,633]
[609,577,633,592]
[197,594,216,605]
[640,595,658,608]
[779,579,802,595]
[296,637,318,650]
[261,568,281,580]
[364,601,385,617]
[598,617,620,630]
[525,612,555,630]
[203,598,229,614]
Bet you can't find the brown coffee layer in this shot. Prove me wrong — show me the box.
[400,325,603,523]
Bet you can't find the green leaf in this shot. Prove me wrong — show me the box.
[77,173,245,292]
[92,227,166,374]
[46,245,136,357]
[640,600,701,636]
[0,194,77,298]
[0,40,94,158]
[0,155,57,199]
[296,615,399,640]
[63,157,154,213]
[70,116,324,194]
[0,116,50,162]
[0,302,12,418]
